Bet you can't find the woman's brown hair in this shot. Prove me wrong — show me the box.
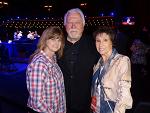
[29,26,65,62]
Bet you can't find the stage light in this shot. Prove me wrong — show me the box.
[80,3,87,7]
[110,12,115,17]
[0,1,8,8]
[99,13,104,16]
[8,40,12,44]
[43,5,52,12]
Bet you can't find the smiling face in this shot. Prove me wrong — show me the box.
[46,38,62,55]
[95,33,113,58]
[65,12,84,43]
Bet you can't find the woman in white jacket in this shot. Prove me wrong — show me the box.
[91,26,133,113]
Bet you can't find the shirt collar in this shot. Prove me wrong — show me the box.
[40,50,57,63]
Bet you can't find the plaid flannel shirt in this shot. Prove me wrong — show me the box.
[26,51,66,113]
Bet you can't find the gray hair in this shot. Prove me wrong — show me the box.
[64,8,85,26]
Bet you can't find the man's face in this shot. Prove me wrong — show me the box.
[65,12,84,42]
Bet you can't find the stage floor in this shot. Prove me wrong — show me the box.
[0,62,28,76]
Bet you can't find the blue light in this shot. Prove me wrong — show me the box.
[110,12,115,16]
[99,13,104,16]
[8,40,12,44]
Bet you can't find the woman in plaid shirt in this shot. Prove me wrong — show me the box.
[26,26,66,113]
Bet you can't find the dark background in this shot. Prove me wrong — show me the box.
[1,0,150,18]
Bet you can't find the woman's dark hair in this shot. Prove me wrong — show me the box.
[93,26,115,43]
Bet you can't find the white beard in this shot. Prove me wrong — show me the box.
[68,29,82,39]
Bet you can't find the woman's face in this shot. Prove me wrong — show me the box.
[46,38,61,54]
[95,33,112,56]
